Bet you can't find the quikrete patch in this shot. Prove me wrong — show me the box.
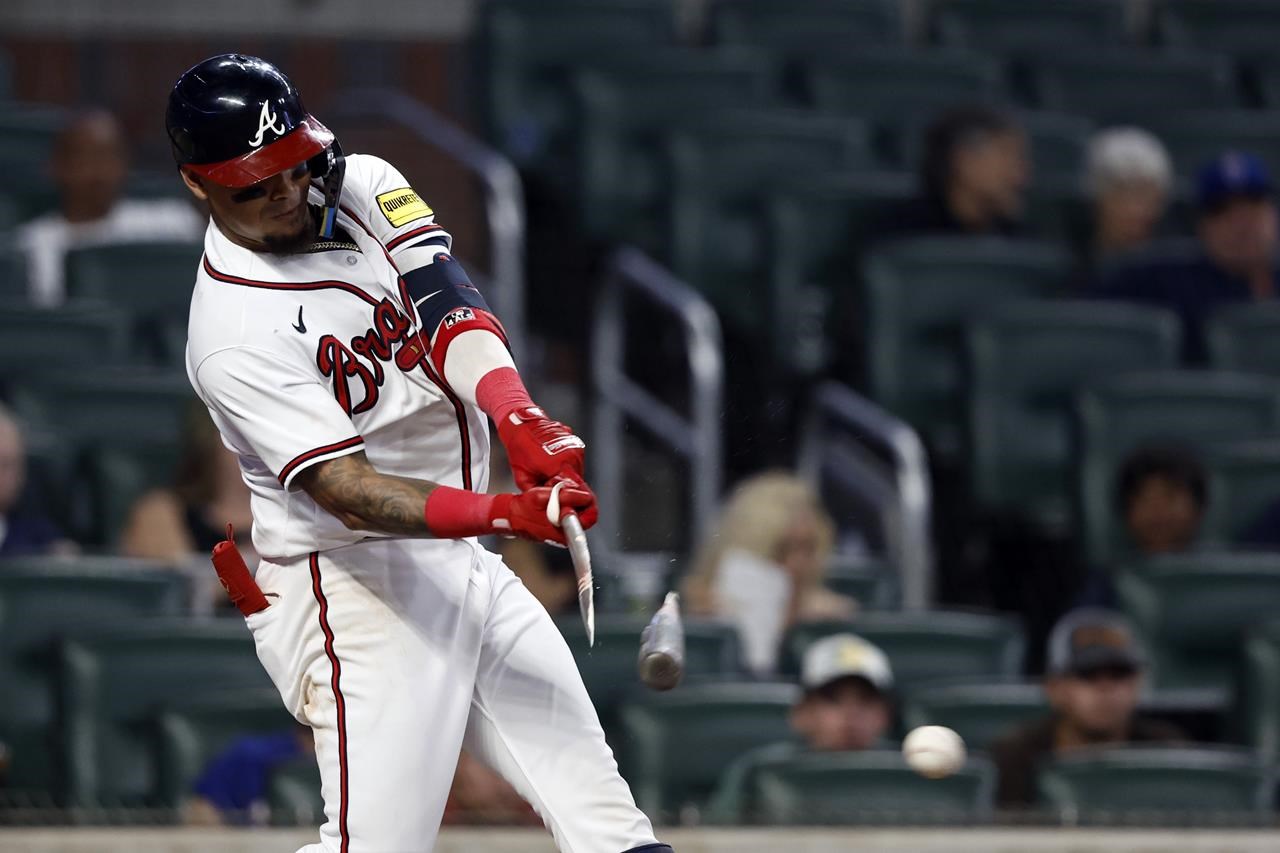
[376,188,433,227]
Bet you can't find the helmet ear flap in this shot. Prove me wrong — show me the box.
[316,139,346,239]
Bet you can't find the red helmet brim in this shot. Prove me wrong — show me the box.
[183,116,334,188]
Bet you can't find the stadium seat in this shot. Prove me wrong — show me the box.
[558,616,743,739]
[571,50,778,241]
[1116,552,1280,690]
[823,553,899,610]
[709,0,903,57]
[1075,371,1280,566]
[7,369,197,448]
[1201,439,1280,546]
[618,682,798,821]
[1240,620,1280,762]
[965,301,1181,524]
[1028,53,1240,122]
[860,237,1070,459]
[901,682,1049,750]
[1037,747,1273,820]
[75,439,185,548]
[0,304,133,369]
[779,611,1025,689]
[0,236,28,303]
[1155,0,1280,59]
[64,241,204,331]
[1206,303,1280,376]
[156,689,298,809]
[890,111,1094,182]
[58,620,270,807]
[931,0,1127,53]
[477,0,676,164]
[268,758,324,826]
[745,750,996,825]
[802,48,1006,123]
[0,560,186,794]
[1142,112,1280,182]
[765,171,917,377]
[0,105,64,219]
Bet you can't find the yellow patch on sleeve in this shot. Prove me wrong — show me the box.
[376,188,433,227]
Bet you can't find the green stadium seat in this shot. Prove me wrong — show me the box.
[0,304,133,369]
[156,689,298,809]
[1202,439,1280,546]
[931,0,1127,53]
[803,48,1006,122]
[557,616,743,738]
[1142,112,1280,182]
[891,111,1094,181]
[764,171,917,377]
[823,553,898,610]
[618,682,798,821]
[0,105,64,220]
[745,750,996,825]
[64,240,203,312]
[0,237,29,303]
[0,560,186,795]
[709,0,903,56]
[571,50,778,240]
[58,620,270,807]
[7,369,196,447]
[1206,303,1280,376]
[478,0,676,164]
[1036,747,1273,820]
[860,237,1070,459]
[1029,53,1240,122]
[1155,0,1280,59]
[268,758,324,826]
[780,611,1025,688]
[1239,620,1280,762]
[76,440,184,548]
[965,301,1181,525]
[1075,371,1280,566]
[901,682,1049,751]
[1116,552,1280,691]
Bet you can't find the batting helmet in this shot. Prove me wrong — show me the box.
[166,53,346,236]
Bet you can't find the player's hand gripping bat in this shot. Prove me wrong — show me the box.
[547,480,595,646]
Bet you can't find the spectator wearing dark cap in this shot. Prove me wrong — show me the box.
[1095,151,1280,363]
[875,105,1031,243]
[989,609,1183,809]
[705,634,894,823]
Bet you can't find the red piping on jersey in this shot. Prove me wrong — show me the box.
[309,553,350,853]
[343,203,475,491]
[278,435,364,486]
[386,222,446,252]
[202,256,381,308]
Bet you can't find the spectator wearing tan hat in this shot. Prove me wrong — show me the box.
[705,634,894,823]
[990,609,1183,809]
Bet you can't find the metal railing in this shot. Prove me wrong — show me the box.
[330,88,527,361]
[591,248,724,560]
[799,381,934,609]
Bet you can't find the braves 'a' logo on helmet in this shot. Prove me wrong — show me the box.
[249,100,287,148]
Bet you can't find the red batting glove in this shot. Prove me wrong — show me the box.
[425,482,598,546]
[496,406,587,492]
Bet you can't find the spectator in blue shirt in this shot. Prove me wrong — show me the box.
[0,405,74,558]
[1096,151,1279,362]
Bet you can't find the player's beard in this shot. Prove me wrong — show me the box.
[263,205,319,255]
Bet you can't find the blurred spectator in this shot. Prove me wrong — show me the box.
[706,634,894,823]
[990,608,1183,809]
[497,538,579,618]
[0,404,74,557]
[683,471,857,675]
[1096,151,1279,362]
[1083,127,1173,267]
[184,723,313,826]
[15,109,205,307]
[120,404,254,568]
[1077,444,1207,607]
[877,105,1030,242]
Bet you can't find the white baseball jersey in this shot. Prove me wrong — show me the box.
[185,152,660,853]
[186,153,490,561]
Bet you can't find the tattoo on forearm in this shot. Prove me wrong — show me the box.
[298,452,437,537]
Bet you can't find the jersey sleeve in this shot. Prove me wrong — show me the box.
[194,346,365,490]
[345,154,452,261]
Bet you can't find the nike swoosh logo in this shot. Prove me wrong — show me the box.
[414,289,443,307]
[292,306,307,334]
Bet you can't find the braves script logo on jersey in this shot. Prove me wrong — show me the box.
[249,100,287,148]
[316,298,427,415]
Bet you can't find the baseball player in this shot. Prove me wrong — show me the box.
[168,54,672,853]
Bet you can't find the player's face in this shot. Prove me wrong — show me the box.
[182,161,315,253]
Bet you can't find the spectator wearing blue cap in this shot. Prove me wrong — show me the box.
[1093,151,1279,363]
